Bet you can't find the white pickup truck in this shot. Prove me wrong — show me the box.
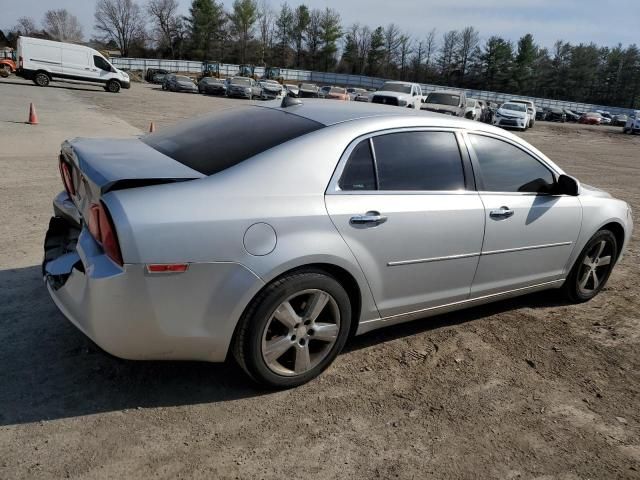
[369,81,423,109]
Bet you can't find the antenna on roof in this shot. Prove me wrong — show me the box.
[281,96,302,108]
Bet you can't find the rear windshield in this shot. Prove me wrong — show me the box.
[141,106,324,175]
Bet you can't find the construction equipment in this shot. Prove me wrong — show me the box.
[0,48,17,78]
[237,64,256,79]
[199,61,220,81]
[262,66,284,84]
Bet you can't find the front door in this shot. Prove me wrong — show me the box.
[466,133,582,297]
[325,130,485,318]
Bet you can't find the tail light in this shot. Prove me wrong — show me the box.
[59,158,76,196]
[88,203,123,266]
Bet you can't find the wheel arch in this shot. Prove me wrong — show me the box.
[600,221,625,261]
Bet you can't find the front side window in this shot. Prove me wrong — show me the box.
[93,55,112,72]
[469,134,555,193]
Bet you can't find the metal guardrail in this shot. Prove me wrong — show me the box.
[112,57,636,116]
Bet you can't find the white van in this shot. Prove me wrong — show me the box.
[17,36,130,93]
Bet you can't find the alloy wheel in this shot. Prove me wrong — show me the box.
[577,239,614,295]
[261,289,340,376]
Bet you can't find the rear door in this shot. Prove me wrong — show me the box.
[466,133,582,297]
[325,129,485,318]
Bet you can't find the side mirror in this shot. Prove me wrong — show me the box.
[555,174,579,196]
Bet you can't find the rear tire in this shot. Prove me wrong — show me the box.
[562,230,618,303]
[106,80,121,93]
[233,270,352,388]
[34,72,50,87]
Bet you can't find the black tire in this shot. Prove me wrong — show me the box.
[562,230,618,303]
[233,270,352,388]
[106,80,121,93]
[34,72,50,87]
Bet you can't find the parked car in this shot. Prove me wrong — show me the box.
[600,116,612,125]
[347,87,367,101]
[285,84,300,97]
[325,86,350,101]
[564,109,580,122]
[258,79,285,100]
[476,100,492,123]
[612,114,628,127]
[466,98,483,121]
[44,99,632,388]
[319,86,332,98]
[148,69,169,84]
[421,90,467,117]
[16,36,130,92]
[579,112,603,125]
[163,74,198,93]
[226,76,261,99]
[509,99,537,128]
[370,81,423,109]
[298,83,320,98]
[544,107,566,123]
[492,102,529,130]
[354,91,372,102]
[623,111,640,134]
[535,108,548,121]
[598,111,613,124]
[198,77,227,95]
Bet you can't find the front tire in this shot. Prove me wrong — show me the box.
[106,80,121,93]
[233,270,352,388]
[562,230,618,303]
[34,72,50,87]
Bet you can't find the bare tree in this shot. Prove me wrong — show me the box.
[257,0,274,66]
[457,26,479,84]
[424,28,437,73]
[398,34,412,80]
[13,16,38,36]
[147,0,179,57]
[95,0,146,57]
[384,23,402,76]
[43,9,83,42]
[305,9,322,70]
[439,29,459,82]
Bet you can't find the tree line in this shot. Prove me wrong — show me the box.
[6,0,640,108]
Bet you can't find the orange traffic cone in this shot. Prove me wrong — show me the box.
[27,103,39,125]
[149,122,155,133]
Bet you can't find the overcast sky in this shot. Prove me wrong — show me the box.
[3,0,639,50]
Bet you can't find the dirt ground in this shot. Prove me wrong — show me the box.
[0,77,639,480]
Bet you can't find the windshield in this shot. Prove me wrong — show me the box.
[142,107,324,176]
[230,77,251,86]
[176,76,192,82]
[329,87,345,94]
[300,84,316,90]
[425,93,460,106]
[381,82,412,94]
[203,78,222,84]
[502,103,526,112]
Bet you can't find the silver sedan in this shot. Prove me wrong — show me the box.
[44,99,633,388]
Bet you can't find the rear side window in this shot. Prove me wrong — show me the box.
[469,134,555,193]
[373,132,465,191]
[339,140,376,191]
[142,106,324,175]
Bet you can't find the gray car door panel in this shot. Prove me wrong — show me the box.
[466,133,582,297]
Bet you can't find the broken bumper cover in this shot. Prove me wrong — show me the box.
[43,192,264,362]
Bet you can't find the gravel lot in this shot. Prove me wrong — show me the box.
[1,77,639,479]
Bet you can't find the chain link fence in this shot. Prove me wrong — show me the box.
[112,57,636,116]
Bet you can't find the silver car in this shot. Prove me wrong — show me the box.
[44,100,633,388]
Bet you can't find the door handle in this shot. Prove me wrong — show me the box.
[349,211,388,227]
[490,206,514,219]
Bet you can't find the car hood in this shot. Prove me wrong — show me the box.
[178,81,196,88]
[580,183,612,199]
[374,91,410,100]
[423,103,459,113]
[498,109,527,118]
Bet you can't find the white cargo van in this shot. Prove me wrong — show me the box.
[16,37,130,93]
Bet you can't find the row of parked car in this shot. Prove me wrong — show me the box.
[147,70,640,134]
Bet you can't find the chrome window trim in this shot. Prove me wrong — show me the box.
[326,126,468,195]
